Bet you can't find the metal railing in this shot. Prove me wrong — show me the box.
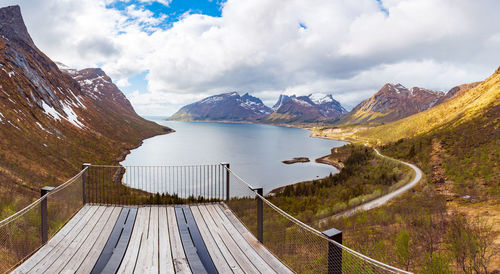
[0,163,410,273]
[84,163,229,205]
[223,165,411,274]
[0,169,85,273]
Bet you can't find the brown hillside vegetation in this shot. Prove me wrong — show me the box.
[0,6,169,214]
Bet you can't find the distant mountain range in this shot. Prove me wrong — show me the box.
[0,5,168,200]
[168,92,347,123]
[168,85,451,125]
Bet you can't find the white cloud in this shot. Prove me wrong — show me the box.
[2,0,499,116]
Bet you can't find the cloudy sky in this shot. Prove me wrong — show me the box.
[3,0,500,115]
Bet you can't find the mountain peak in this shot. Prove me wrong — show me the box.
[308,93,334,104]
[169,92,272,121]
[0,5,35,47]
[340,83,443,125]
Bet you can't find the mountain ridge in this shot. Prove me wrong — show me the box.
[339,83,444,125]
[0,5,169,204]
[169,92,347,123]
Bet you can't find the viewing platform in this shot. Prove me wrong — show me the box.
[0,164,410,273]
[14,204,290,273]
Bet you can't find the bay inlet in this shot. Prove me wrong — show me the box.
[121,119,347,194]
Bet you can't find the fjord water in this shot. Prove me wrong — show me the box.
[121,120,347,194]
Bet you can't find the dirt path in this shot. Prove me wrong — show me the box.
[320,148,423,222]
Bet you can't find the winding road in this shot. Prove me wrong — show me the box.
[324,147,423,221]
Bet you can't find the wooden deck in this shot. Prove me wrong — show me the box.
[13,204,291,274]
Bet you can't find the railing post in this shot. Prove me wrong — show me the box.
[41,186,55,245]
[323,228,342,274]
[222,163,230,201]
[255,187,263,243]
[82,163,91,204]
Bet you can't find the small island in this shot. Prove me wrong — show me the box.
[282,157,310,164]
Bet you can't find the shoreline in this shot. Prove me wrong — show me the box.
[116,124,175,164]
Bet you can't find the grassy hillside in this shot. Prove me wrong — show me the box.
[309,66,500,271]
[356,67,500,144]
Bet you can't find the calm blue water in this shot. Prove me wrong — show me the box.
[121,120,347,194]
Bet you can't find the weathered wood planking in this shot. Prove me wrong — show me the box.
[218,203,293,274]
[207,204,276,273]
[27,206,100,273]
[118,206,148,273]
[158,206,174,273]
[46,206,110,273]
[74,207,122,274]
[12,205,91,274]
[135,206,159,273]
[167,206,192,273]
[190,206,237,274]
[13,204,293,274]
[99,207,138,274]
[198,205,259,273]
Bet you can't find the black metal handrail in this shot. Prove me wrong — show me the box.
[83,163,230,205]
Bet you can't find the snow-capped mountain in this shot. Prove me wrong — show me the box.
[0,5,168,199]
[265,93,347,123]
[340,83,444,125]
[168,92,273,121]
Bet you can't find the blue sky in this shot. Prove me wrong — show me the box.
[105,0,226,99]
[107,0,225,29]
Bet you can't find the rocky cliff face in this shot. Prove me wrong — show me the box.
[340,83,444,125]
[0,5,168,201]
[168,92,272,121]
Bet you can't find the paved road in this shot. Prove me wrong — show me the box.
[330,148,423,219]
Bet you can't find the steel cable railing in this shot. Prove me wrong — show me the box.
[0,168,86,273]
[1,163,411,273]
[223,165,411,274]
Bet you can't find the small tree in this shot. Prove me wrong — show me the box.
[446,212,497,273]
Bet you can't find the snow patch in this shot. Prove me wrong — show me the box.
[62,104,85,129]
[293,98,312,107]
[309,93,333,104]
[42,101,62,121]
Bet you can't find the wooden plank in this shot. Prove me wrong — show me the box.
[175,206,208,274]
[217,203,292,274]
[27,205,100,273]
[100,207,138,274]
[198,205,258,273]
[208,204,276,273]
[190,206,236,274]
[117,206,148,273]
[167,206,192,274]
[45,206,108,273]
[74,207,122,274]
[183,206,218,273]
[60,206,115,272]
[136,206,159,273]
[13,205,91,273]
[92,207,132,273]
[159,206,174,274]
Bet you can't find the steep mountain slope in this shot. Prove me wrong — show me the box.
[357,67,499,143]
[168,92,272,121]
[0,5,168,204]
[265,93,347,123]
[434,82,480,105]
[340,84,443,125]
